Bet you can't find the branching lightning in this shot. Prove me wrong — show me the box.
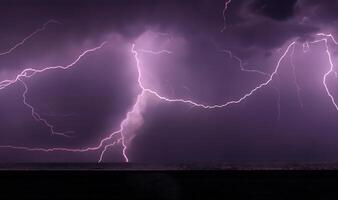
[313,35,338,111]
[0,27,107,137]
[138,42,297,109]
[1,36,333,162]
[0,2,338,164]
[220,49,270,77]
[18,78,74,137]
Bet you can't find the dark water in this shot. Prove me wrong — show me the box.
[1,164,337,199]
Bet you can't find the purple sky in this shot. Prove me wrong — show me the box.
[0,0,338,163]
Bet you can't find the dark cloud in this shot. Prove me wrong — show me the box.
[251,0,298,21]
[299,0,338,20]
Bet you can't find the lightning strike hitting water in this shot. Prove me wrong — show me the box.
[99,138,122,163]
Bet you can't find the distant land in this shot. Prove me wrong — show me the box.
[1,163,338,170]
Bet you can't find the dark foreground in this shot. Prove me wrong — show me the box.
[0,164,337,199]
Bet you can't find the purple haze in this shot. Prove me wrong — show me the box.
[0,0,338,163]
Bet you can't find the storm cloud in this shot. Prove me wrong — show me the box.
[0,0,338,163]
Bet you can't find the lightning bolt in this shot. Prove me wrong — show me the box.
[314,34,338,111]
[138,49,172,55]
[136,41,297,109]
[0,40,107,137]
[98,40,295,160]
[317,33,338,45]
[0,19,73,137]
[0,40,298,162]
[0,7,337,163]
[99,138,122,163]
[0,20,60,56]
[18,78,74,137]
[219,48,282,119]
[220,49,270,77]
[220,0,232,32]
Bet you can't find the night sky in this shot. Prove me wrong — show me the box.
[0,0,338,163]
